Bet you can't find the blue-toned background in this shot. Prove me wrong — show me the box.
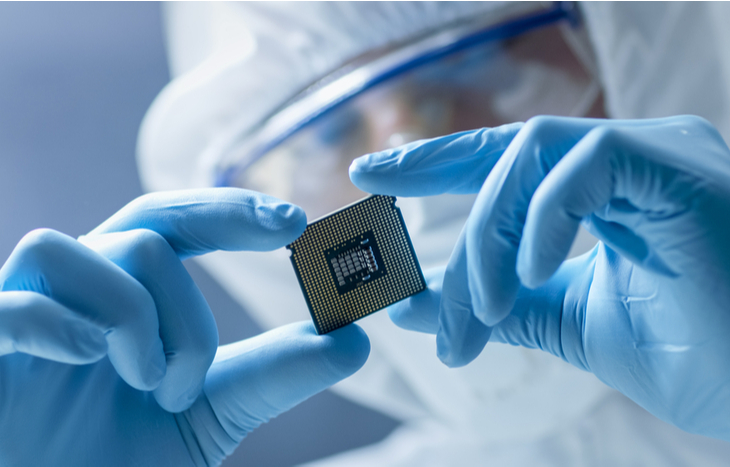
[0,2,397,466]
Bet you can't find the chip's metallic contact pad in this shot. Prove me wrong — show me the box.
[287,195,426,334]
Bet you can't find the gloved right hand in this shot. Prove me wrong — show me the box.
[350,115,730,442]
[0,188,370,466]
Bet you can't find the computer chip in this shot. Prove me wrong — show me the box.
[287,195,426,334]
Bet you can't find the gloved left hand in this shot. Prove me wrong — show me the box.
[0,188,370,466]
[350,115,730,442]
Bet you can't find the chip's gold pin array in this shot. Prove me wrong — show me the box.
[287,195,426,334]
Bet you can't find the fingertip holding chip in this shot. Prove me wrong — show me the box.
[287,195,426,334]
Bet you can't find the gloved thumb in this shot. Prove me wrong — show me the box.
[388,250,596,372]
[176,322,370,467]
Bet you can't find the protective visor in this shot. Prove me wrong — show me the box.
[213,2,602,219]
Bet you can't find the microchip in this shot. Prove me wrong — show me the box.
[287,195,426,334]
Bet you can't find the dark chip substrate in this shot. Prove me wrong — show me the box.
[287,195,426,334]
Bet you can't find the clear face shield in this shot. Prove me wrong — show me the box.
[198,2,610,442]
[211,2,603,219]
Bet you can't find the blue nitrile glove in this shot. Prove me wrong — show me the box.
[350,116,730,442]
[0,188,369,466]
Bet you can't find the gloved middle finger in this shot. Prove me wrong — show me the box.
[463,116,597,327]
[437,228,491,367]
[80,229,218,413]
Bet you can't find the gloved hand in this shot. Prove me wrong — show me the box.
[0,188,370,466]
[350,115,730,442]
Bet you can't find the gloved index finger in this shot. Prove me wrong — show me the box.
[86,188,307,260]
[349,123,523,197]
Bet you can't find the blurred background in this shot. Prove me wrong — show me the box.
[0,2,397,466]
